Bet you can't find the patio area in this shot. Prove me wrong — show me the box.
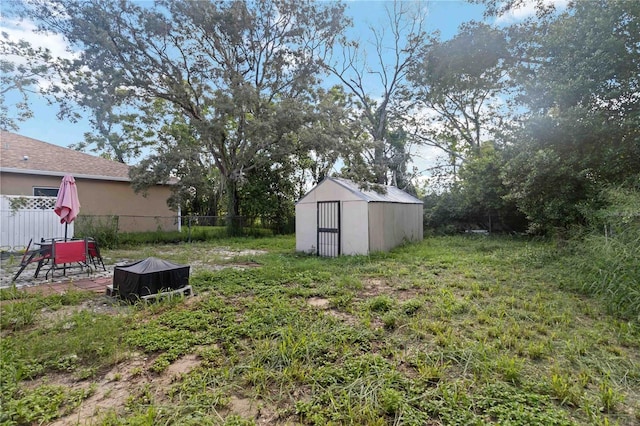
[1,254,115,296]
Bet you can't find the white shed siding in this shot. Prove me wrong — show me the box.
[295,202,317,253]
[368,203,423,253]
[341,200,369,255]
[296,177,423,256]
[298,179,364,203]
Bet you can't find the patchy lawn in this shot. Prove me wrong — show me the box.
[1,235,638,425]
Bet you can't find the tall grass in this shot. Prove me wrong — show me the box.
[103,226,275,248]
[563,228,640,321]
[560,186,640,321]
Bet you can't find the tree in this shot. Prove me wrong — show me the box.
[457,142,525,232]
[291,85,361,192]
[501,0,640,232]
[24,0,349,234]
[0,33,56,131]
[325,0,426,185]
[239,159,297,234]
[128,107,223,217]
[408,23,510,176]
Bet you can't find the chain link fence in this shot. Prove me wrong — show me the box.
[1,210,294,253]
[72,214,290,248]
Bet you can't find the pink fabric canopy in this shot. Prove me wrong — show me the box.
[54,174,81,224]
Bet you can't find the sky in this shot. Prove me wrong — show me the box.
[0,0,553,181]
[2,1,487,147]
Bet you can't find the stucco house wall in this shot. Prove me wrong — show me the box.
[0,131,177,234]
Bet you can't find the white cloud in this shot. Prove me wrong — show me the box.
[1,17,76,61]
[1,17,80,92]
[495,0,570,24]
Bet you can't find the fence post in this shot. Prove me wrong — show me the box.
[188,216,192,243]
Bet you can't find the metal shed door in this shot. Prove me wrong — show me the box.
[317,201,340,257]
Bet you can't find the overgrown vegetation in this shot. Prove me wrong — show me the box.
[75,215,120,249]
[75,223,275,250]
[558,186,640,321]
[1,236,638,425]
[116,226,274,247]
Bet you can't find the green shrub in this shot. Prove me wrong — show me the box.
[75,215,119,248]
[113,226,275,248]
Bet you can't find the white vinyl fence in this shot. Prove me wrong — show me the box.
[0,195,73,252]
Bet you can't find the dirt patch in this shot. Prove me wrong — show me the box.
[39,299,127,323]
[330,311,359,326]
[166,354,201,378]
[308,298,362,325]
[45,355,146,426]
[361,278,389,296]
[225,396,281,425]
[189,260,262,273]
[307,297,330,308]
[360,277,420,302]
[43,352,206,425]
[214,249,267,260]
[150,247,268,261]
[229,396,260,419]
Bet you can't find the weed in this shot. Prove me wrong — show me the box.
[0,299,40,330]
[549,372,582,406]
[367,295,394,313]
[495,355,523,384]
[525,341,550,360]
[599,379,624,413]
[329,292,354,309]
[379,387,403,414]
[382,312,397,330]
[1,384,91,424]
[401,298,423,316]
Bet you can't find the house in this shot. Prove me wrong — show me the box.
[295,177,423,256]
[0,131,178,248]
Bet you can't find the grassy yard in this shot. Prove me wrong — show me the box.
[1,235,638,425]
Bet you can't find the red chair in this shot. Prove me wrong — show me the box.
[87,239,106,271]
[45,238,90,279]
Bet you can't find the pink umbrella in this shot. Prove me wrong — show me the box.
[54,174,81,240]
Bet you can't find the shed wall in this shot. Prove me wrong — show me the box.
[296,179,423,256]
[296,180,369,255]
[368,203,423,253]
[295,202,317,253]
[341,200,369,255]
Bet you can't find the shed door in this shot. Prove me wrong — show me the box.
[317,201,340,257]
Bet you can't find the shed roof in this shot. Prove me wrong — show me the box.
[0,131,131,181]
[300,177,423,204]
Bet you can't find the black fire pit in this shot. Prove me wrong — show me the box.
[112,257,190,301]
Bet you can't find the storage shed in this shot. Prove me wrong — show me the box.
[296,177,423,256]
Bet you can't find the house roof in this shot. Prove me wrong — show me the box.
[299,176,423,204]
[0,131,131,181]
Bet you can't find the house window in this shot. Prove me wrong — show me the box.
[33,187,59,197]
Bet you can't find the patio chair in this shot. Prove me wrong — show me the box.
[45,238,90,279]
[12,239,52,281]
[87,238,106,271]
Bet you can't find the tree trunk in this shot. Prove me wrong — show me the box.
[225,178,242,237]
[488,212,493,234]
[374,140,386,184]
